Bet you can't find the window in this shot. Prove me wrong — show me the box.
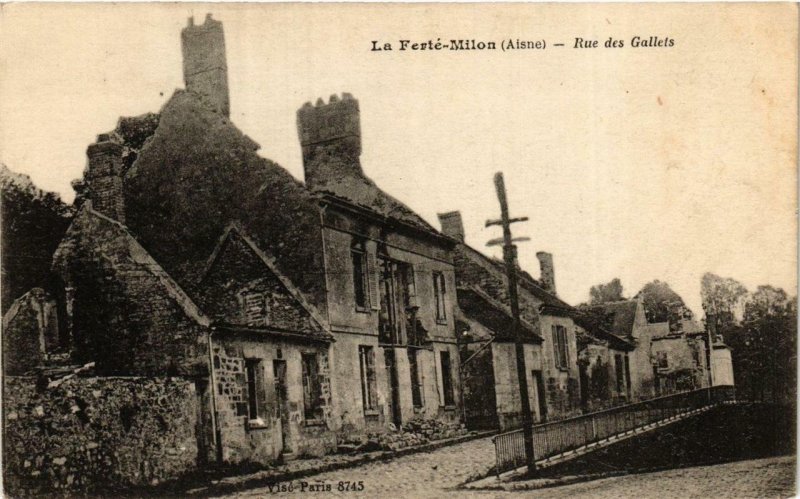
[433,272,447,322]
[242,291,269,327]
[301,353,323,420]
[623,354,632,398]
[359,346,378,412]
[408,349,424,408]
[614,354,625,395]
[440,351,455,406]
[656,351,669,369]
[551,325,569,370]
[351,241,368,309]
[244,359,263,420]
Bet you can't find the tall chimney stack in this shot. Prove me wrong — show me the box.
[181,14,230,117]
[296,94,362,189]
[85,134,126,223]
[438,211,465,242]
[536,251,556,295]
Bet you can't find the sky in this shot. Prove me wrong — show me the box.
[0,3,796,316]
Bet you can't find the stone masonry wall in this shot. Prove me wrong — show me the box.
[212,339,336,465]
[3,376,199,496]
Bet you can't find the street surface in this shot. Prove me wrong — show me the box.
[226,436,794,499]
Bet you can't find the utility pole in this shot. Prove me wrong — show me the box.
[486,172,535,474]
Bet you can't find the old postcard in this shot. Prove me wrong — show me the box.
[0,3,796,497]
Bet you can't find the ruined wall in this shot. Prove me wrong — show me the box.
[53,208,209,376]
[212,338,336,465]
[122,90,327,318]
[651,335,710,393]
[2,288,59,375]
[3,376,199,496]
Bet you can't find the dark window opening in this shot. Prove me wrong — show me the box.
[614,354,625,395]
[440,351,455,406]
[302,353,323,420]
[245,358,262,420]
[657,351,669,369]
[408,349,424,408]
[378,259,414,345]
[433,272,447,322]
[351,241,368,309]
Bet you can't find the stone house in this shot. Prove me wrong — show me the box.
[572,311,636,411]
[5,13,464,476]
[579,299,660,402]
[457,286,545,430]
[649,320,713,395]
[439,211,582,426]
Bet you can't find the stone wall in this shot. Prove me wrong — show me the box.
[53,208,209,376]
[212,338,336,465]
[3,376,199,496]
[2,288,60,375]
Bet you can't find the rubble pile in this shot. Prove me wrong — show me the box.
[340,419,469,453]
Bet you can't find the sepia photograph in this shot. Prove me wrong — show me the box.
[0,3,796,497]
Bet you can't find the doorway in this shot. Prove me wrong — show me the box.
[384,348,402,427]
[531,370,548,423]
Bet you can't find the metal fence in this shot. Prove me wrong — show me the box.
[493,385,737,475]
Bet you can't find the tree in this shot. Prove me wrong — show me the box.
[635,280,694,330]
[700,273,747,337]
[733,286,797,404]
[1,165,72,311]
[589,278,624,305]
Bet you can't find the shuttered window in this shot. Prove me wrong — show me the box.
[551,325,569,370]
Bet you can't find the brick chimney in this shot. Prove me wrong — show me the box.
[296,94,362,188]
[536,251,556,295]
[438,211,465,242]
[85,134,125,223]
[181,14,230,117]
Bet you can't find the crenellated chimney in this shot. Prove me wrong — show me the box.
[85,134,125,223]
[536,251,556,295]
[438,211,465,242]
[181,14,230,117]
[296,93,362,188]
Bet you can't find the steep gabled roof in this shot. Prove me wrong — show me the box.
[462,243,572,313]
[457,285,542,343]
[53,203,211,327]
[200,222,329,331]
[572,308,635,351]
